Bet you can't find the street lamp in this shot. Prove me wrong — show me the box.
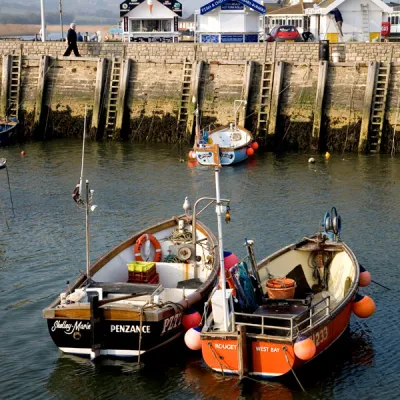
[59,0,64,41]
[40,0,46,41]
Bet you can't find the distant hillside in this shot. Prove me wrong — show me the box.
[0,0,120,24]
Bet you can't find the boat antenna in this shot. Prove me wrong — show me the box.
[71,106,97,279]
[214,161,229,331]
[233,100,247,130]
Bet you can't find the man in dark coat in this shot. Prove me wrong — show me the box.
[329,8,343,36]
[63,23,81,57]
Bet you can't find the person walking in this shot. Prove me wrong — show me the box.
[63,23,81,57]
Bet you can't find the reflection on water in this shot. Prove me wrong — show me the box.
[0,140,399,399]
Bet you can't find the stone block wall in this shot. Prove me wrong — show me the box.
[20,57,40,113]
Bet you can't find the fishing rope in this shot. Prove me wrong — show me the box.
[207,342,225,377]
[283,346,306,392]
[5,165,15,217]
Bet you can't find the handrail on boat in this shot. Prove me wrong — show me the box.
[232,296,331,340]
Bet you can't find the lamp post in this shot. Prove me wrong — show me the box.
[59,0,64,41]
[40,0,46,41]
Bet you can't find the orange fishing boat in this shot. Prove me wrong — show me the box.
[199,209,376,379]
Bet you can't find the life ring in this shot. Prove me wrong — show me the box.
[134,233,162,262]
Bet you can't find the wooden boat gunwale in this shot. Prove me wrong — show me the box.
[43,214,219,314]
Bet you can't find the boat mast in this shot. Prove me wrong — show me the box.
[214,165,229,331]
[85,180,91,278]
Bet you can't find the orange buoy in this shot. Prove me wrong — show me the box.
[21,151,26,156]
[251,141,259,150]
[187,160,198,168]
[359,264,372,287]
[223,251,239,270]
[182,309,202,331]
[246,147,254,156]
[184,326,202,350]
[294,335,316,360]
[352,293,376,318]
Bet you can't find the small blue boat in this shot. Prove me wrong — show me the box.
[0,118,18,146]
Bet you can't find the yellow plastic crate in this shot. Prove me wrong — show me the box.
[127,261,155,272]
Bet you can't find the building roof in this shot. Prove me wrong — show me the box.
[267,2,304,14]
[125,0,178,19]
[312,0,392,13]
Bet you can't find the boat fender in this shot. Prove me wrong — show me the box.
[294,335,316,360]
[134,233,162,262]
[359,264,372,287]
[352,293,375,318]
[184,326,202,350]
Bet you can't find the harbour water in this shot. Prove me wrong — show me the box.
[0,139,399,399]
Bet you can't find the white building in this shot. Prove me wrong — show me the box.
[120,0,182,42]
[194,0,266,43]
[305,0,393,43]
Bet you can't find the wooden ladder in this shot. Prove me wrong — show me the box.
[177,59,193,137]
[360,3,370,42]
[105,57,121,137]
[369,62,390,153]
[8,54,22,119]
[256,61,274,137]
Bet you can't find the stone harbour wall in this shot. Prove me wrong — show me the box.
[1,40,400,152]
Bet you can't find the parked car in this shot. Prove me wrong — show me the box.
[265,25,302,42]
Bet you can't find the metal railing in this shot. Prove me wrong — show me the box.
[233,296,331,340]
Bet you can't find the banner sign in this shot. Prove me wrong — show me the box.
[221,34,243,43]
[221,1,243,10]
[245,34,258,42]
[120,0,182,17]
[130,36,177,42]
[124,17,129,32]
[201,34,220,43]
[200,0,265,15]
[174,16,178,32]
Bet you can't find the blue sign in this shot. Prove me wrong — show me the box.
[245,34,258,42]
[201,34,220,43]
[200,0,265,15]
[221,34,243,43]
[221,1,244,10]
[109,28,123,34]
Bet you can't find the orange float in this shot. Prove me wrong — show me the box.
[352,293,375,318]
[359,264,372,287]
[294,335,316,360]
[134,233,162,262]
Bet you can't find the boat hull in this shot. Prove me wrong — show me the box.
[201,301,353,378]
[0,119,18,146]
[197,147,248,166]
[47,314,186,358]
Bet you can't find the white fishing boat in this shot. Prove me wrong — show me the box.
[192,101,258,166]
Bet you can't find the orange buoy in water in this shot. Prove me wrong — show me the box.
[184,326,202,350]
[246,147,254,156]
[182,309,202,331]
[251,141,259,150]
[352,293,375,318]
[21,151,26,156]
[359,264,372,287]
[187,160,198,168]
[294,335,316,360]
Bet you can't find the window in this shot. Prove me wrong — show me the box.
[278,26,297,32]
[161,20,171,32]
[131,20,140,32]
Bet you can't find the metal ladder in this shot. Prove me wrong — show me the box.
[8,54,22,119]
[256,62,274,137]
[177,59,193,137]
[360,3,370,42]
[105,57,121,137]
[369,62,391,153]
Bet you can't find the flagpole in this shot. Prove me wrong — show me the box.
[79,107,87,196]
[85,180,91,279]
